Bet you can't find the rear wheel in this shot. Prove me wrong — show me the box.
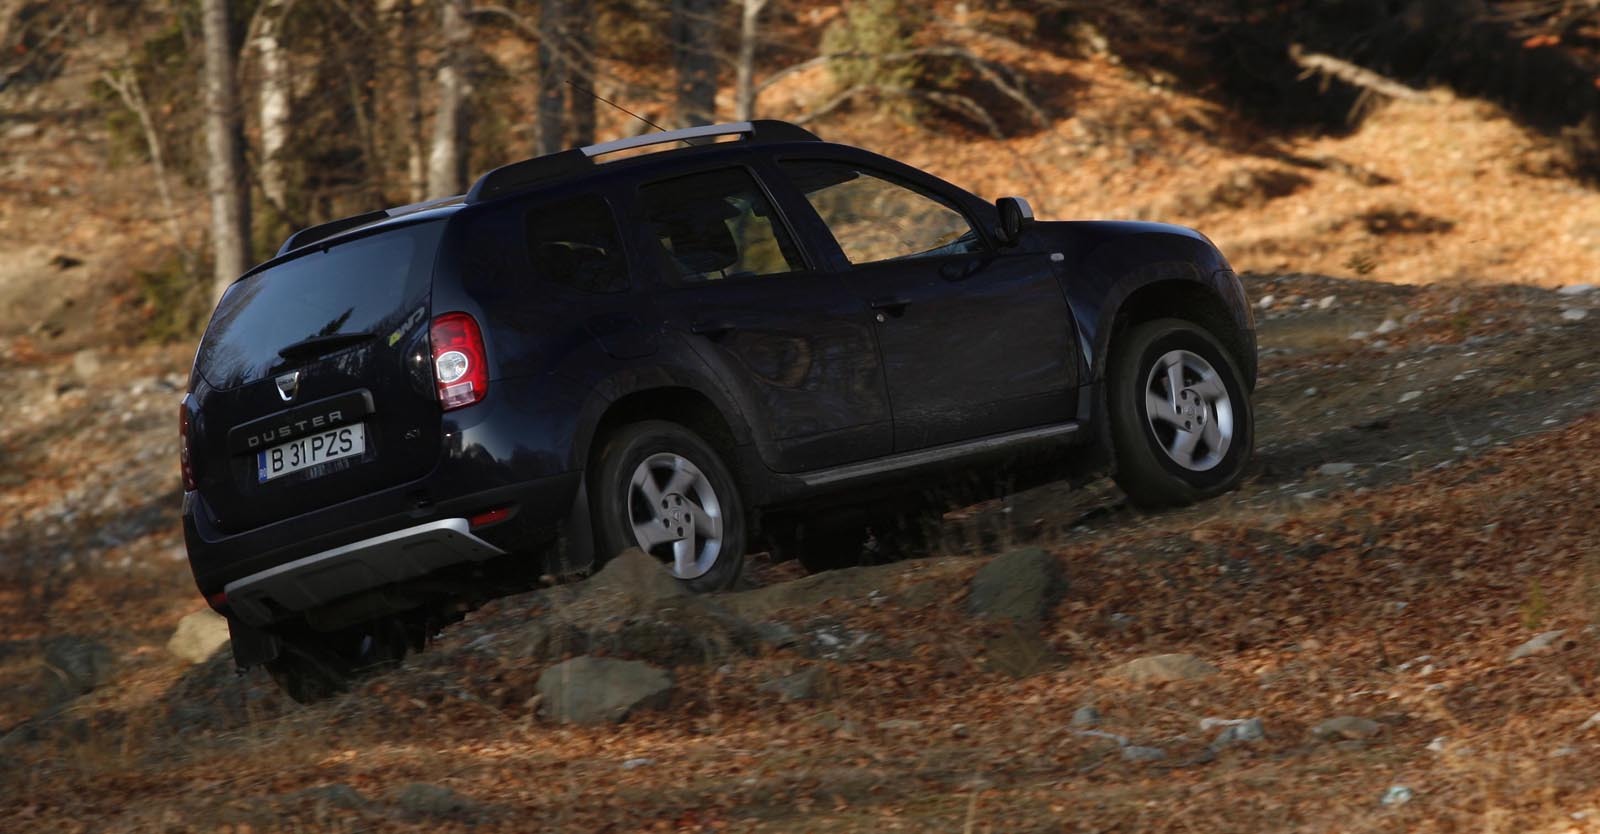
[591,420,747,592]
[1107,318,1253,508]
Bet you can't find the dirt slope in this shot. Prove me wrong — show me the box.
[0,274,1595,833]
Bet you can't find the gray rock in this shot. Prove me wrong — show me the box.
[1071,705,1102,728]
[1122,745,1166,762]
[1348,330,1370,341]
[1380,785,1414,806]
[1257,294,1276,309]
[1212,718,1266,747]
[167,609,231,664]
[1115,653,1219,684]
[1508,629,1566,661]
[40,636,114,704]
[390,783,482,820]
[1561,308,1588,322]
[1398,390,1423,404]
[71,350,101,378]
[284,784,370,811]
[585,547,688,608]
[758,666,831,702]
[622,757,655,770]
[1557,283,1594,296]
[981,623,1064,678]
[752,621,801,650]
[1313,716,1383,741]
[1374,318,1400,335]
[606,600,757,666]
[537,656,673,724]
[967,547,1064,622]
[1316,462,1357,477]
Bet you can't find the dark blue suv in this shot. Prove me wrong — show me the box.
[180,121,1256,699]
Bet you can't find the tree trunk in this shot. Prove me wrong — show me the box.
[535,0,565,154]
[201,0,251,300]
[734,0,766,121]
[255,0,293,212]
[426,0,471,199]
[395,0,426,203]
[671,0,718,127]
[566,2,595,145]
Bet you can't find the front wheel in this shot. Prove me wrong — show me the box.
[1107,318,1254,508]
[590,420,747,592]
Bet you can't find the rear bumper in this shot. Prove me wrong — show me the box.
[184,469,584,620]
[223,518,504,627]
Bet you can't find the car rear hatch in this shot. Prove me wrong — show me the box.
[190,220,446,535]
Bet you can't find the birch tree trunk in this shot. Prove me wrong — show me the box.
[255,0,293,212]
[671,0,718,127]
[201,0,251,300]
[426,0,471,199]
[735,0,767,121]
[535,0,565,155]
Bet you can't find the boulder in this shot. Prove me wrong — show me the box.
[1071,705,1102,728]
[390,783,483,821]
[1312,716,1383,741]
[537,656,673,724]
[1507,629,1566,661]
[585,548,688,608]
[758,666,832,703]
[1114,653,1219,684]
[967,547,1064,622]
[40,636,114,704]
[167,609,231,664]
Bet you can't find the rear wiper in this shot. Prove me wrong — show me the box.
[276,331,375,362]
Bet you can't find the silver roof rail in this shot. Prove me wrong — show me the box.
[581,121,758,158]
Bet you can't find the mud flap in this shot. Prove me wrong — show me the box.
[551,472,596,576]
[226,616,282,669]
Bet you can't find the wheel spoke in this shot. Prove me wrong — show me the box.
[1169,428,1202,467]
[1146,388,1181,426]
[634,469,664,508]
[631,517,674,549]
[662,463,697,498]
[1200,413,1224,452]
[694,507,722,541]
[672,533,697,577]
[1165,360,1185,404]
[1190,372,1227,401]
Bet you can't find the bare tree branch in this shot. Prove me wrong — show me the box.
[1288,44,1434,102]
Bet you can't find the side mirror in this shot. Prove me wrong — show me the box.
[995,196,1035,248]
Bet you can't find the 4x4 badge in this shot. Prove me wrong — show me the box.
[275,370,301,402]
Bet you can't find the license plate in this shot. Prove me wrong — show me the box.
[256,424,366,483]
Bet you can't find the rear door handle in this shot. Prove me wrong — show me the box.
[868,297,911,316]
[690,320,736,338]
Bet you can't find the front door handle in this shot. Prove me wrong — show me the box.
[690,320,736,338]
[868,297,911,317]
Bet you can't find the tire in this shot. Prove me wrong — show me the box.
[263,618,409,704]
[1107,317,1254,508]
[772,521,868,574]
[590,420,747,593]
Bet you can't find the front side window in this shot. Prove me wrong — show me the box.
[638,167,804,284]
[780,160,983,265]
[526,194,630,293]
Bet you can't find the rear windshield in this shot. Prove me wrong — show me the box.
[195,221,441,390]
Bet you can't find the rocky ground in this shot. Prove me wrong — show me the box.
[0,272,1596,832]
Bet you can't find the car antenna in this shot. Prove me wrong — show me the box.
[564,80,696,147]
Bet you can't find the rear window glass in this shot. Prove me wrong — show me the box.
[195,222,440,389]
[526,194,630,293]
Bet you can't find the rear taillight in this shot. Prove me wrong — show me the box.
[178,401,197,491]
[430,312,488,411]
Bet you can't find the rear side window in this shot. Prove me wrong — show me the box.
[638,167,805,284]
[195,222,439,390]
[526,194,630,293]
[779,160,983,265]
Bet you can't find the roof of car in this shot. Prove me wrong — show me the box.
[271,120,825,261]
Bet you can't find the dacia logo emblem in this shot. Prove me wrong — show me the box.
[275,370,301,402]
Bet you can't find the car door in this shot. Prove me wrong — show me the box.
[630,162,892,473]
[773,157,1079,452]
